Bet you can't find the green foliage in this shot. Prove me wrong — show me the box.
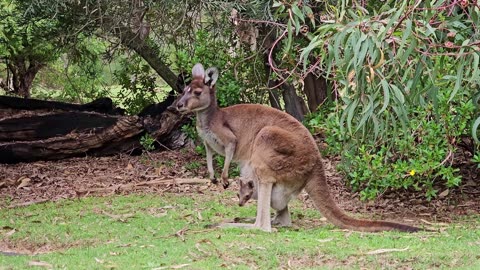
[0,1,60,63]
[61,37,109,102]
[1,0,110,101]
[472,153,480,169]
[140,133,156,152]
[308,91,474,200]
[184,161,202,172]
[114,55,159,115]
[181,120,199,141]
[279,0,480,199]
[175,30,262,107]
[295,1,480,139]
[214,155,240,178]
[30,36,109,103]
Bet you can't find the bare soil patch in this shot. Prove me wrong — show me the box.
[1,148,479,224]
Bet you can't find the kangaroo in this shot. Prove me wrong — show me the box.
[176,63,421,232]
[238,177,257,207]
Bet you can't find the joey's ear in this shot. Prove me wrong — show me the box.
[192,63,205,79]
[204,67,219,87]
[247,181,254,189]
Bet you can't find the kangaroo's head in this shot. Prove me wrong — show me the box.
[237,178,256,206]
[176,63,219,113]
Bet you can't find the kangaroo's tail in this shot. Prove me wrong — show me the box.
[304,160,422,232]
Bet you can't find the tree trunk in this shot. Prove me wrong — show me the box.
[116,27,180,92]
[6,57,44,98]
[281,83,308,122]
[303,73,329,112]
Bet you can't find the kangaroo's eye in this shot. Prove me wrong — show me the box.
[194,91,201,96]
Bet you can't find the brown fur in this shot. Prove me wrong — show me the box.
[177,63,421,233]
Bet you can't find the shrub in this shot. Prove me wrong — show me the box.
[307,90,475,200]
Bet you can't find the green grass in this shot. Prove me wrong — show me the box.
[1,191,480,269]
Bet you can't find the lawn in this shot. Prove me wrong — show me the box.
[1,190,479,269]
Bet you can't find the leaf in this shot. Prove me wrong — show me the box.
[356,95,374,133]
[355,33,370,67]
[291,5,305,23]
[152,264,191,270]
[366,247,409,255]
[317,238,333,243]
[28,261,53,268]
[398,19,413,53]
[294,17,301,35]
[346,99,360,135]
[449,60,465,102]
[303,5,315,28]
[3,225,16,236]
[438,189,449,198]
[472,116,480,144]
[400,38,417,66]
[300,38,322,70]
[379,79,390,114]
[286,20,293,53]
[334,30,350,64]
[372,114,380,140]
[272,1,282,8]
[391,84,405,104]
[378,2,406,40]
[16,177,31,189]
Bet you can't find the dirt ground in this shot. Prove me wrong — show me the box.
[1,148,480,224]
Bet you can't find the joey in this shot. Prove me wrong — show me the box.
[238,177,257,206]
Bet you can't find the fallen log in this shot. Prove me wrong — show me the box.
[0,95,188,163]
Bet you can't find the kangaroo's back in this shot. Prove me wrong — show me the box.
[221,104,318,162]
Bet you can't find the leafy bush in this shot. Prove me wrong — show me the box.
[308,90,475,200]
[140,133,156,152]
[31,36,109,103]
[114,55,160,115]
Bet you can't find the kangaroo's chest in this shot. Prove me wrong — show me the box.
[197,127,226,156]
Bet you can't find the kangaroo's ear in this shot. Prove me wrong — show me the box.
[205,67,219,87]
[192,63,205,79]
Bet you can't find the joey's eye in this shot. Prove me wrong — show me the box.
[194,91,201,96]
[236,194,240,198]
[246,195,250,199]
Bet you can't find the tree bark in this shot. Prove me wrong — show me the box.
[281,83,308,122]
[303,73,329,112]
[6,57,44,98]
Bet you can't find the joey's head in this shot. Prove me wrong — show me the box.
[176,63,219,113]
[237,178,256,206]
